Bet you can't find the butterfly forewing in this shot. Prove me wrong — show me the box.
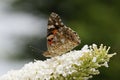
[43,12,80,57]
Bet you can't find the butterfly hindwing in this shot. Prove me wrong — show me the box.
[43,12,80,57]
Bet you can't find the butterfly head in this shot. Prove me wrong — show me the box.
[43,51,57,57]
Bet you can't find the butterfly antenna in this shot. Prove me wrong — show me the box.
[29,45,45,53]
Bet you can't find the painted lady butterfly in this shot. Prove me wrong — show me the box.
[43,12,81,57]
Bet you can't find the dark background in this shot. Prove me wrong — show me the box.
[10,0,120,80]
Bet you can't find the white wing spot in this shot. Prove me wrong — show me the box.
[61,38,65,43]
[55,22,59,25]
[48,25,55,29]
[49,17,52,21]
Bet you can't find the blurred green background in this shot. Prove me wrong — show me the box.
[10,0,120,80]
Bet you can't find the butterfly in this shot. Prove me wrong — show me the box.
[43,12,81,57]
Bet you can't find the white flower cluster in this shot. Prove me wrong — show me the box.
[0,44,116,80]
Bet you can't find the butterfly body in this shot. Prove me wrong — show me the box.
[43,12,80,57]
